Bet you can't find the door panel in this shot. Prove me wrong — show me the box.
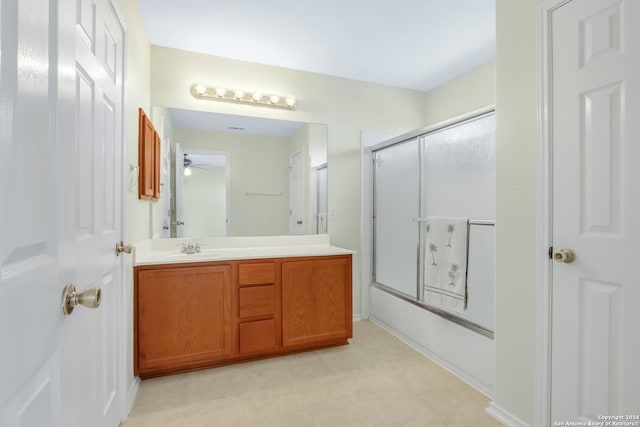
[372,138,419,298]
[551,0,639,420]
[136,266,233,374]
[1,0,125,425]
[59,0,126,424]
[3,353,62,426]
[282,258,351,347]
[0,0,63,424]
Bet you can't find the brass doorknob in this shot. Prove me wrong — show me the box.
[61,284,102,316]
[115,241,132,256]
[553,248,575,263]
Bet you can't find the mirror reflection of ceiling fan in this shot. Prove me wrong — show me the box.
[183,153,214,176]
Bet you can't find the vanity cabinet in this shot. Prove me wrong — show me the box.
[282,257,352,348]
[134,254,352,379]
[135,264,232,377]
[237,262,280,355]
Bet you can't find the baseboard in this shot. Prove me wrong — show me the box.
[486,402,530,427]
[353,314,362,322]
[369,316,492,398]
[125,377,140,417]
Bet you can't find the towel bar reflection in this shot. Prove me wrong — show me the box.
[412,218,495,226]
[245,192,283,197]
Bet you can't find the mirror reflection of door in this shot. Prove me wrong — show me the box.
[174,143,185,237]
[289,150,305,234]
[316,164,328,234]
[159,117,172,237]
[178,150,230,238]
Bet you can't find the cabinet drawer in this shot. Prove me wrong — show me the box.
[239,285,275,318]
[239,319,277,354]
[238,263,275,285]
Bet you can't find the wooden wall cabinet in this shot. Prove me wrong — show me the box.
[138,108,160,201]
[134,255,352,378]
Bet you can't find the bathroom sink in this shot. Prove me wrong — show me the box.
[147,250,221,261]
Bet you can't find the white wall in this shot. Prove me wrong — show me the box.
[116,0,150,403]
[150,45,429,318]
[494,1,543,425]
[308,123,328,167]
[175,128,291,236]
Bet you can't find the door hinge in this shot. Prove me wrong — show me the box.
[548,246,553,259]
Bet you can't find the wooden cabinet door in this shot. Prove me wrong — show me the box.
[281,256,352,348]
[138,108,160,201]
[136,265,232,376]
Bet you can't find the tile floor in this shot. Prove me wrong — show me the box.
[122,321,503,427]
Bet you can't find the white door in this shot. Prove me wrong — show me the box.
[175,143,185,237]
[550,0,640,421]
[0,0,126,425]
[289,150,304,235]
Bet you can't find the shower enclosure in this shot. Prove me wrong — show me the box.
[370,110,496,337]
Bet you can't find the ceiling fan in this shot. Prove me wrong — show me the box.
[183,153,213,176]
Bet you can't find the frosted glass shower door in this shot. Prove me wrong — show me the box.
[419,113,496,330]
[373,138,419,298]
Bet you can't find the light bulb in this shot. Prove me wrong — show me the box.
[252,92,262,102]
[269,95,280,104]
[286,96,296,107]
[234,89,245,99]
[215,87,226,97]
[194,84,206,95]
[184,167,192,176]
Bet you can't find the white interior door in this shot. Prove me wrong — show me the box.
[550,0,640,421]
[0,0,126,425]
[289,150,304,235]
[59,0,125,425]
[0,0,65,424]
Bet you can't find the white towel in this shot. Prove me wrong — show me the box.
[424,217,469,312]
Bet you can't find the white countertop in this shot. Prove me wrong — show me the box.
[133,235,354,266]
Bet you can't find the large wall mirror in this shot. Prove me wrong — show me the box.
[151,107,328,238]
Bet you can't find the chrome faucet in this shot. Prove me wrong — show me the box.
[180,242,201,254]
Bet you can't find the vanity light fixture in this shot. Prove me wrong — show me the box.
[190,83,297,110]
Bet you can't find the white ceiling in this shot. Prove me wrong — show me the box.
[138,0,495,92]
[169,108,305,137]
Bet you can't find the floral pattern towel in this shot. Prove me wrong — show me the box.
[424,217,468,312]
